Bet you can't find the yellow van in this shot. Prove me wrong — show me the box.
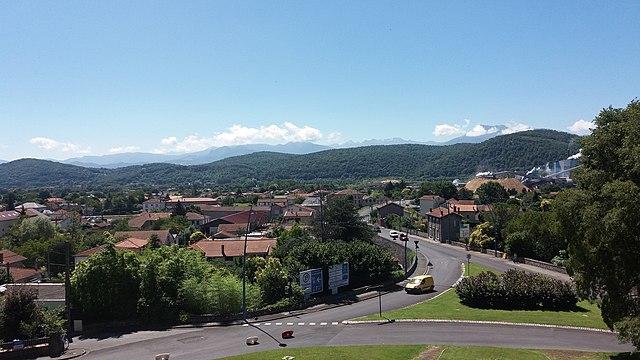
[404,275,435,294]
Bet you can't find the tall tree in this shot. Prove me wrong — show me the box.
[555,100,640,348]
[476,182,509,204]
[315,197,373,242]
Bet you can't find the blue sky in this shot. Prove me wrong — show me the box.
[1,1,639,160]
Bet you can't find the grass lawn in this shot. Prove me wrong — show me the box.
[218,345,637,360]
[218,345,424,360]
[358,263,608,329]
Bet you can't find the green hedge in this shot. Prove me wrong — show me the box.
[455,270,577,310]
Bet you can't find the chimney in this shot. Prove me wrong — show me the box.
[221,244,225,257]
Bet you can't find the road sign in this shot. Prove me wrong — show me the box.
[299,268,323,295]
[328,262,349,292]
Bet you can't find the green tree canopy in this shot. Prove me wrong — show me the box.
[554,100,640,348]
[476,181,509,204]
[315,197,373,242]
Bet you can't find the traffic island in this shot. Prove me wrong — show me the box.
[353,263,608,330]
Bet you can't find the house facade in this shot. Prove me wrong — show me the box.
[425,207,462,243]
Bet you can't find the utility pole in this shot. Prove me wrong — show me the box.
[319,196,325,242]
[64,240,73,342]
[242,206,254,322]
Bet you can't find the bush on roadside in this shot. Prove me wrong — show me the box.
[456,269,577,310]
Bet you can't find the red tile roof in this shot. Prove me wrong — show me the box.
[9,267,40,283]
[0,249,27,265]
[74,244,107,258]
[114,230,170,242]
[220,210,269,224]
[426,207,462,219]
[186,212,206,221]
[217,223,249,233]
[190,239,276,258]
[0,210,20,222]
[115,238,149,250]
[127,212,171,228]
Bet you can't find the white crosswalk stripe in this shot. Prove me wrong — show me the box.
[286,322,294,326]
[263,323,271,326]
[332,322,339,325]
[320,322,327,326]
[297,322,305,326]
[309,322,316,326]
[275,323,282,326]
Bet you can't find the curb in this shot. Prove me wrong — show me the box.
[51,348,88,360]
[342,319,614,333]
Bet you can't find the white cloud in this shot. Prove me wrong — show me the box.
[156,122,326,153]
[161,136,178,146]
[568,119,596,135]
[466,125,500,137]
[433,124,465,137]
[29,137,91,154]
[109,145,140,154]
[501,122,533,134]
[326,131,343,144]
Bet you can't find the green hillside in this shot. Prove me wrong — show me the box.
[0,130,580,189]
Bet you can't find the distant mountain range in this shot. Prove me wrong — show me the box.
[63,142,331,168]
[0,130,580,189]
[59,125,512,168]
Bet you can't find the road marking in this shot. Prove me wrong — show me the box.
[242,324,248,327]
[331,322,339,325]
[286,322,294,326]
[309,322,316,326]
[263,323,271,326]
[298,322,305,326]
[275,322,282,326]
[320,322,327,326]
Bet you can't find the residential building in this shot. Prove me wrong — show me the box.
[282,205,315,225]
[15,202,47,213]
[1,249,40,283]
[419,195,445,216]
[127,212,171,229]
[113,230,172,245]
[447,200,491,223]
[200,210,269,236]
[166,197,218,210]
[73,237,150,265]
[190,238,276,262]
[425,207,462,243]
[327,189,366,207]
[0,210,20,238]
[73,245,107,265]
[213,223,249,239]
[142,198,166,212]
[375,202,405,220]
[186,212,208,226]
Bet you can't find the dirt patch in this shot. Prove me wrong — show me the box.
[414,346,443,360]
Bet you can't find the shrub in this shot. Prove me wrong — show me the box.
[456,269,577,310]
[180,272,261,316]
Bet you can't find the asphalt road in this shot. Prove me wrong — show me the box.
[70,229,632,359]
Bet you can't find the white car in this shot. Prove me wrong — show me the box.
[389,230,399,239]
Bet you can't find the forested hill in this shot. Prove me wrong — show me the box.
[0,130,580,188]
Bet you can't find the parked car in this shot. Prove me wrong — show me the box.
[404,275,435,294]
[389,230,399,239]
[399,233,408,241]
